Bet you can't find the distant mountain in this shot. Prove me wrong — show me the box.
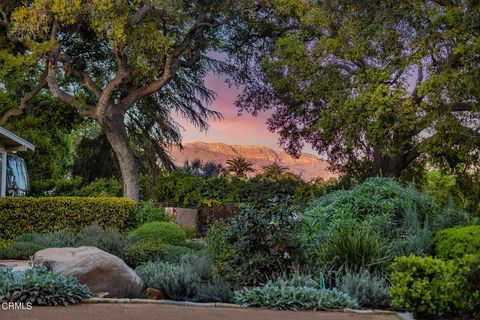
[170,141,336,181]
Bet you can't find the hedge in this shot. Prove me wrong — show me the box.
[433,225,480,260]
[389,254,480,318]
[0,197,136,239]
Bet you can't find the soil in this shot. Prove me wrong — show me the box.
[1,303,400,320]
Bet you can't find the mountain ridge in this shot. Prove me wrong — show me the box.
[170,141,336,181]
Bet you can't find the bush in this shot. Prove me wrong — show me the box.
[212,199,302,285]
[337,269,391,308]
[12,223,126,259]
[0,197,135,239]
[433,225,480,259]
[195,276,233,303]
[15,230,77,248]
[136,261,200,301]
[75,222,126,259]
[322,224,391,272]
[125,241,193,266]
[134,201,170,226]
[128,222,186,246]
[0,242,43,260]
[0,265,92,306]
[432,198,471,231]
[234,281,358,311]
[301,178,440,271]
[389,255,480,318]
[180,252,215,281]
[205,221,234,277]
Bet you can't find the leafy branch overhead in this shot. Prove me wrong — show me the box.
[0,0,252,200]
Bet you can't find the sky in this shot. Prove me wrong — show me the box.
[174,73,318,154]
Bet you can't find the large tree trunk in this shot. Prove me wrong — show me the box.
[99,113,139,201]
[372,145,420,178]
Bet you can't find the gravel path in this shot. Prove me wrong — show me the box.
[1,304,400,320]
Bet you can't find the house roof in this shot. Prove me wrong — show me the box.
[0,126,35,151]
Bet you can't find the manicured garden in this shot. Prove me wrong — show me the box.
[1,177,478,319]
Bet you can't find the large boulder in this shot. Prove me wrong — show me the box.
[33,246,143,298]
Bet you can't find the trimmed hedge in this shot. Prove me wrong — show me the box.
[389,254,480,318]
[127,221,187,246]
[0,197,136,239]
[433,225,480,260]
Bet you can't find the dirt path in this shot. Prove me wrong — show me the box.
[1,304,400,320]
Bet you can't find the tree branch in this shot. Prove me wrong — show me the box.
[132,0,152,25]
[117,20,216,113]
[0,6,8,32]
[58,53,102,99]
[0,73,48,125]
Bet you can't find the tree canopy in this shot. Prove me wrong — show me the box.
[0,0,257,200]
[237,0,480,178]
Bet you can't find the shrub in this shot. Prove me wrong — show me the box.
[433,225,480,259]
[157,245,193,264]
[234,281,358,310]
[432,198,471,231]
[0,197,135,239]
[134,201,170,226]
[196,276,233,303]
[136,261,200,301]
[206,221,234,277]
[322,224,391,272]
[389,255,480,318]
[337,269,391,308]
[12,223,126,259]
[72,178,123,197]
[180,252,215,281]
[128,222,186,246]
[0,239,10,249]
[185,240,207,252]
[75,222,126,259]
[18,230,78,248]
[217,199,302,285]
[125,240,164,266]
[125,242,193,266]
[0,242,43,260]
[301,178,439,271]
[0,265,92,306]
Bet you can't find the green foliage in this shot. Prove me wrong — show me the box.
[0,239,10,249]
[301,178,440,271]
[389,255,480,318]
[234,280,358,311]
[125,241,193,267]
[10,223,126,259]
[179,252,215,281]
[433,225,480,260]
[185,240,207,252]
[0,197,135,239]
[136,261,200,301]
[213,200,301,285]
[75,222,126,259]
[321,224,392,272]
[195,275,233,303]
[72,178,123,197]
[134,201,170,226]
[128,222,186,246]
[432,199,472,231]
[337,269,391,308]
[205,221,234,277]
[0,242,43,260]
[0,265,92,306]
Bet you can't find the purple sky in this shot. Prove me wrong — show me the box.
[175,73,319,155]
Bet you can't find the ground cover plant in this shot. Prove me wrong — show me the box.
[0,265,92,306]
[233,277,358,311]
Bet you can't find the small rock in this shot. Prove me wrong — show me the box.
[146,287,165,300]
[95,292,110,298]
